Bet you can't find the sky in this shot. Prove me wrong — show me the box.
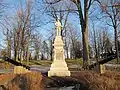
[0,0,61,43]
[0,0,116,48]
[0,0,26,47]
[6,0,24,4]
[4,0,115,32]
[5,0,25,13]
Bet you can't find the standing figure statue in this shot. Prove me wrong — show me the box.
[55,19,62,36]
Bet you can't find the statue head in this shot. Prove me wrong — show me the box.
[55,18,61,26]
[57,17,60,21]
[58,17,60,20]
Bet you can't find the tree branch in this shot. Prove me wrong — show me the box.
[88,0,94,9]
[44,0,62,4]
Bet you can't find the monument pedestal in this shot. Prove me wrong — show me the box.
[48,36,70,77]
[48,60,70,77]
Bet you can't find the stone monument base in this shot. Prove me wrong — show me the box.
[48,71,70,77]
[100,64,105,74]
[48,61,70,77]
[14,66,30,74]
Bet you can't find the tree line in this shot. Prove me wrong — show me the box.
[0,0,119,68]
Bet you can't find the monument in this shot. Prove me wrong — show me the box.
[48,19,71,77]
[100,64,105,74]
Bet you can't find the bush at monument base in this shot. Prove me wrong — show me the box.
[7,72,44,90]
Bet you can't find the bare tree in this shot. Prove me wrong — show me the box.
[32,33,42,60]
[65,23,81,59]
[42,0,95,68]
[0,0,44,63]
[48,31,55,60]
[89,20,113,71]
[97,0,120,63]
[0,1,10,58]
[64,27,71,59]
[13,0,40,62]
[41,41,49,60]
[91,21,100,72]
[1,18,12,58]
[2,0,39,62]
[0,0,6,19]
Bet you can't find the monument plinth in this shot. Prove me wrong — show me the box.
[48,19,70,77]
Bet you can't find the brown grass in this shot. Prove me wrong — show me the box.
[0,61,14,69]
[0,73,16,85]
[0,70,120,90]
[71,70,120,90]
[7,72,44,90]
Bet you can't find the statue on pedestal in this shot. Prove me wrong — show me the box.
[55,19,62,36]
[48,18,70,77]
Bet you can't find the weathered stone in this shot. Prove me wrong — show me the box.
[14,66,30,74]
[100,64,105,74]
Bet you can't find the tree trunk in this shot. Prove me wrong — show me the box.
[14,35,18,61]
[50,40,53,60]
[82,7,89,69]
[77,0,89,69]
[93,22,100,73]
[7,40,11,58]
[26,52,30,65]
[114,27,119,63]
[36,49,39,60]
[66,47,69,59]
[15,50,18,61]
[20,50,24,62]
[82,28,89,68]
[26,45,29,65]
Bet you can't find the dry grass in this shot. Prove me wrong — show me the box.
[0,73,16,85]
[0,61,14,69]
[7,72,44,90]
[71,70,120,90]
[0,70,120,90]
[43,70,120,90]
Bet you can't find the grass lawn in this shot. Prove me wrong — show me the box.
[22,58,83,67]
[0,58,83,69]
[107,58,120,64]
[66,58,83,65]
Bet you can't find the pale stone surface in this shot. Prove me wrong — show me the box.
[14,66,30,74]
[48,19,70,77]
[55,19,62,36]
[48,36,70,77]
[100,64,105,74]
